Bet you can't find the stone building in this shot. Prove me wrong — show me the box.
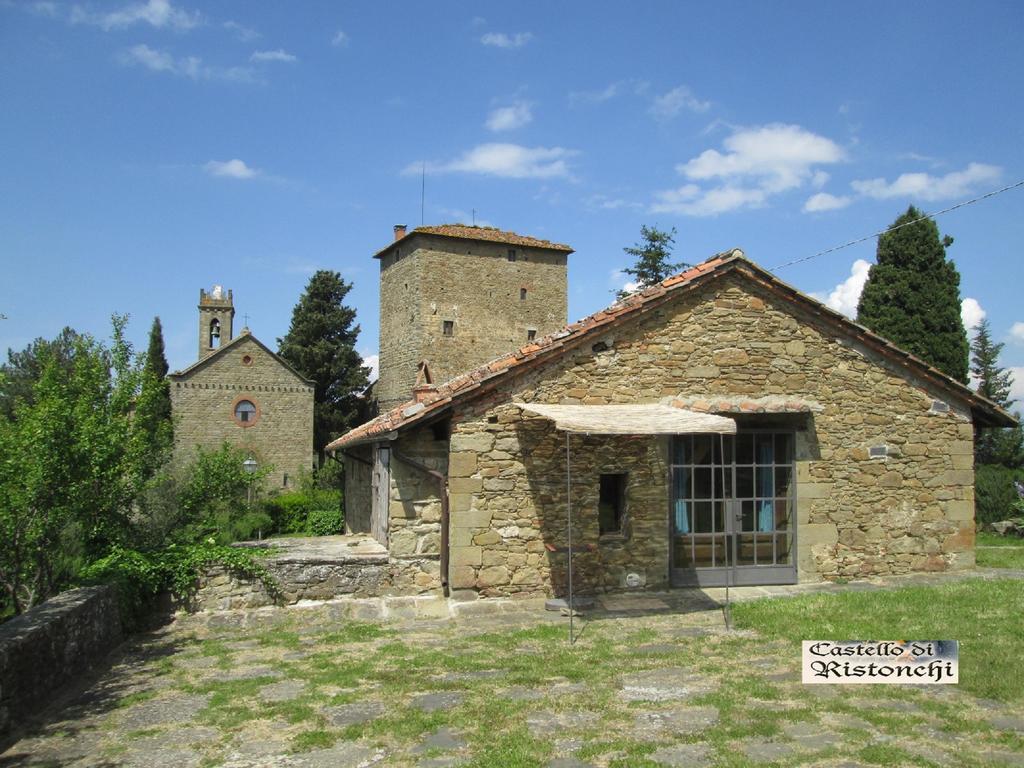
[170,287,315,489]
[374,224,573,411]
[330,246,1014,600]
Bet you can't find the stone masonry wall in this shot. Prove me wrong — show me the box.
[0,586,122,738]
[388,426,448,594]
[170,334,314,490]
[443,272,976,596]
[377,235,568,410]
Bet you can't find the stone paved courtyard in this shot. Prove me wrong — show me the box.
[2,575,1024,767]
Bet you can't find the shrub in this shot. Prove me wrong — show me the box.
[307,507,342,536]
[261,491,312,535]
[975,464,1024,528]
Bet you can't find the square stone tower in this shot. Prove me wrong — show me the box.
[198,286,235,359]
[375,224,573,410]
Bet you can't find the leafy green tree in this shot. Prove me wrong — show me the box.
[970,319,1023,467]
[856,206,969,382]
[278,271,370,454]
[0,327,83,420]
[132,317,173,480]
[177,443,272,544]
[0,318,138,613]
[618,225,688,298]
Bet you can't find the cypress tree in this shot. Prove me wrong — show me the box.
[856,206,969,382]
[133,317,173,478]
[970,319,1023,467]
[278,271,370,455]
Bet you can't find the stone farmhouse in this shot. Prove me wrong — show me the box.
[329,226,1014,600]
[169,286,315,489]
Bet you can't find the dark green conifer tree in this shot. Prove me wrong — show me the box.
[856,206,969,382]
[618,225,689,298]
[970,319,1023,467]
[278,271,369,455]
[133,317,173,479]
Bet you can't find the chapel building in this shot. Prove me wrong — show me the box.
[169,286,315,489]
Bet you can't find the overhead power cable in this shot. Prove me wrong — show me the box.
[770,178,1024,272]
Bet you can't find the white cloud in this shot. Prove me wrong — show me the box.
[409,143,576,180]
[649,85,709,119]
[29,2,60,18]
[250,49,296,63]
[587,195,642,211]
[485,101,532,132]
[814,259,871,318]
[1009,367,1024,407]
[119,44,254,82]
[851,162,1001,202]
[204,159,259,179]
[223,20,258,41]
[569,82,620,106]
[803,192,852,212]
[680,123,845,193]
[961,298,986,332]
[1010,322,1024,343]
[437,209,494,228]
[609,269,639,295]
[653,124,845,217]
[331,29,348,46]
[72,0,200,31]
[651,184,768,217]
[121,43,176,72]
[480,31,533,49]
[362,353,379,383]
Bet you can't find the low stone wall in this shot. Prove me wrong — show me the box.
[189,536,438,611]
[0,585,123,737]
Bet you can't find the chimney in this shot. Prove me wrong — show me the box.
[394,224,407,241]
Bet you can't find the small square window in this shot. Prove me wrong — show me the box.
[442,320,454,336]
[527,329,537,341]
[520,288,527,301]
[599,473,627,535]
[507,249,517,262]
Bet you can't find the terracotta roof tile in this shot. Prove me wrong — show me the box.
[326,247,1015,452]
[373,224,573,259]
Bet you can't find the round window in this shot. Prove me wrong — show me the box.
[233,398,259,427]
[241,354,253,366]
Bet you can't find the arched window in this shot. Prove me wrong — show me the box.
[234,399,257,425]
[210,319,221,348]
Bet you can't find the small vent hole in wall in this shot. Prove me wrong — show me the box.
[487,415,499,424]
[869,445,889,459]
[592,341,609,353]
[931,400,950,413]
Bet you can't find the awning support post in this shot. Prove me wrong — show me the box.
[566,430,575,645]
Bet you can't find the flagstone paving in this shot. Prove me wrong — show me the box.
[2,585,1024,767]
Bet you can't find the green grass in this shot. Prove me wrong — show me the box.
[976,532,1024,547]
[976,531,1024,569]
[731,579,1024,701]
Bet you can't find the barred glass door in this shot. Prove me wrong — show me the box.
[670,432,797,587]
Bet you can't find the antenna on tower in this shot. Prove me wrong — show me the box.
[420,162,425,226]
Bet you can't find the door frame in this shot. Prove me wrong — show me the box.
[668,430,798,588]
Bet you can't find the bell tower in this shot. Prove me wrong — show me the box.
[198,285,234,359]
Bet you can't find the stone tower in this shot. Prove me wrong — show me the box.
[198,285,235,359]
[374,224,573,410]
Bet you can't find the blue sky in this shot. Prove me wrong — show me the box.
[2,1,1023,402]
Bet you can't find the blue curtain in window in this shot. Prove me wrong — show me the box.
[673,467,690,534]
[674,498,689,534]
[757,439,774,532]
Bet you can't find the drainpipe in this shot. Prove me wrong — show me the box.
[392,449,450,597]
